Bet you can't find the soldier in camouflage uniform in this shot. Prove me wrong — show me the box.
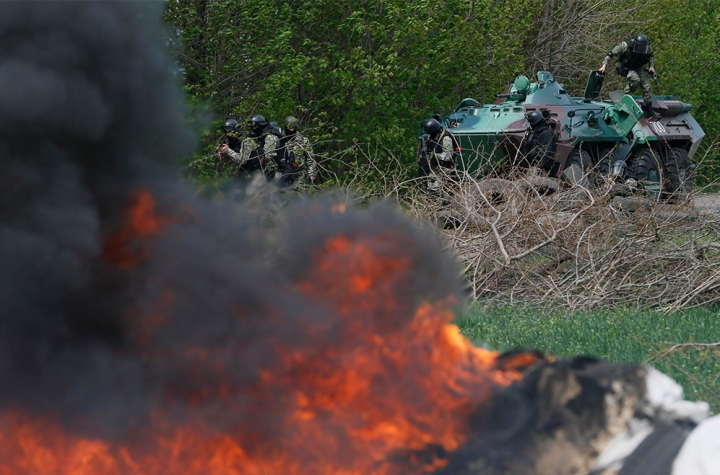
[417,117,458,194]
[219,118,244,153]
[219,114,282,181]
[277,116,317,189]
[599,34,659,117]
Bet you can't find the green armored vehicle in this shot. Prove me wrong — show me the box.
[444,71,704,197]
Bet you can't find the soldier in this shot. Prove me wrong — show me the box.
[417,117,459,194]
[219,118,244,154]
[219,114,282,181]
[277,116,317,189]
[521,111,558,175]
[599,34,659,118]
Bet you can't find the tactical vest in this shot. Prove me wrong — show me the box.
[226,132,244,152]
[619,38,651,70]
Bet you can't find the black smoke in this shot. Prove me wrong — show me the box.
[0,0,463,449]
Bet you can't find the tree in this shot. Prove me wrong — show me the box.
[165,0,538,179]
[166,0,720,183]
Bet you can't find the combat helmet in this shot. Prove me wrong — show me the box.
[526,110,544,127]
[632,34,650,54]
[221,118,238,132]
[248,114,269,128]
[423,118,443,135]
[284,116,299,130]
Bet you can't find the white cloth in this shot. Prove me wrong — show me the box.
[672,414,720,475]
[590,367,710,473]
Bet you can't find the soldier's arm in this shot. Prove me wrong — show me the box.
[263,134,279,162]
[603,41,628,66]
[226,139,255,166]
[300,136,317,179]
[648,46,655,69]
[436,135,454,163]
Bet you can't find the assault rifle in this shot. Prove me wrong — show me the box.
[214,130,249,154]
[418,133,435,163]
[213,136,229,154]
[643,67,660,83]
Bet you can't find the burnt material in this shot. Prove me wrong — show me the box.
[440,358,646,475]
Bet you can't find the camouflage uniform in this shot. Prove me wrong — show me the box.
[603,40,655,107]
[225,129,279,179]
[280,131,317,188]
[422,132,456,192]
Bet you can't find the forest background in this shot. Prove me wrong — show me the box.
[165,0,720,185]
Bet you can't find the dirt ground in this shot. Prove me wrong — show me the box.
[692,193,720,214]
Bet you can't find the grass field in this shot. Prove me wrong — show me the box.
[457,305,720,413]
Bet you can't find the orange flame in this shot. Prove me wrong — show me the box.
[1,210,543,474]
[102,189,173,268]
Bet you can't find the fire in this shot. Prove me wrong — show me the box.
[102,188,174,268]
[0,196,544,475]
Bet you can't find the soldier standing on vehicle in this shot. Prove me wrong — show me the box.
[277,116,317,189]
[417,117,459,194]
[599,34,659,118]
[521,111,558,175]
[219,114,282,181]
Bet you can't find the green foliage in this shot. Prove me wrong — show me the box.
[457,305,720,412]
[165,0,720,183]
[165,0,538,179]
[643,0,720,180]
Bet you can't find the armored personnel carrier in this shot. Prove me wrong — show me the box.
[443,71,704,197]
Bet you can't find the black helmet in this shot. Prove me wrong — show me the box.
[284,116,299,129]
[222,118,238,132]
[526,110,544,127]
[423,118,443,135]
[633,34,650,54]
[248,114,268,128]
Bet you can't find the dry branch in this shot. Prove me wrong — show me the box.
[340,141,720,313]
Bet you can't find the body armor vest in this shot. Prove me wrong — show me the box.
[619,38,651,70]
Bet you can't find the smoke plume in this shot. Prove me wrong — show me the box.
[0,0,464,450]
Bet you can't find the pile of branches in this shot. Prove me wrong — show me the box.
[343,147,720,313]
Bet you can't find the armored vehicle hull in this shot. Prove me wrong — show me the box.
[444,72,704,198]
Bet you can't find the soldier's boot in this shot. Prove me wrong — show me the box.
[643,105,660,118]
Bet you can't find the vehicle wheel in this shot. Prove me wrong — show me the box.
[628,148,663,197]
[667,147,693,196]
[562,148,593,188]
[598,147,621,174]
[596,147,621,186]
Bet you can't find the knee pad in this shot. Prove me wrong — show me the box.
[629,80,641,93]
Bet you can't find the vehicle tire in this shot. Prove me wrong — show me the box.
[667,147,693,196]
[597,147,620,175]
[562,148,593,189]
[628,148,663,197]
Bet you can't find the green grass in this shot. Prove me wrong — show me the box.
[457,305,720,413]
